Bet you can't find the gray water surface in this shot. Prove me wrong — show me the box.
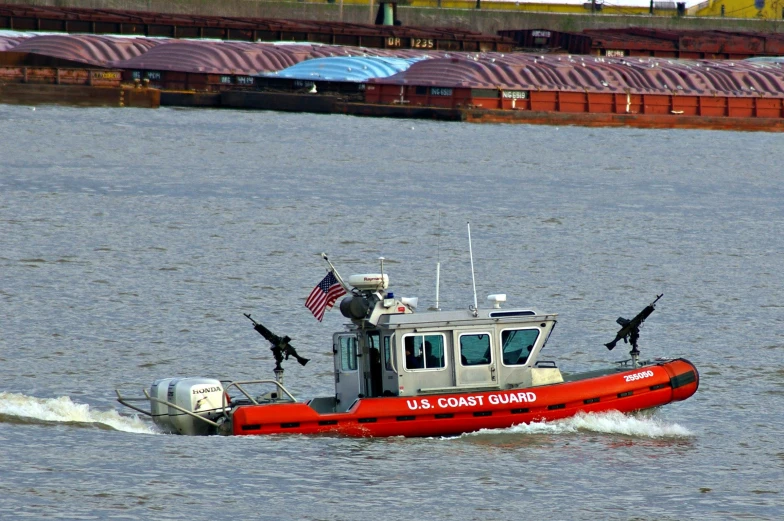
[1,105,782,520]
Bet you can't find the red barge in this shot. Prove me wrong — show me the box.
[117,258,698,437]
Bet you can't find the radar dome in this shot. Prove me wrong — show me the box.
[347,274,389,291]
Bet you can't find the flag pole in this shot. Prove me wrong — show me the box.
[321,253,351,293]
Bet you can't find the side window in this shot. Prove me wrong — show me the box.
[460,333,491,366]
[367,332,380,351]
[368,331,381,369]
[501,329,540,366]
[403,334,446,370]
[424,335,445,369]
[340,336,357,371]
[383,335,393,371]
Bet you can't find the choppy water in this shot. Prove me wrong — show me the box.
[1,104,782,520]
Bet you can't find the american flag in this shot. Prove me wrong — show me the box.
[305,271,346,321]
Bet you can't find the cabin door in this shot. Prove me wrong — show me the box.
[333,333,360,411]
[456,331,499,387]
[363,332,383,398]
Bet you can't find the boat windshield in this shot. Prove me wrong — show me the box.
[501,328,540,365]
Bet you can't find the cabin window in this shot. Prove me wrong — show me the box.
[383,335,394,371]
[460,333,492,366]
[403,334,446,370]
[367,332,380,351]
[500,328,540,366]
[339,336,358,371]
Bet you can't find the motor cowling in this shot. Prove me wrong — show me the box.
[150,377,226,435]
[150,377,178,432]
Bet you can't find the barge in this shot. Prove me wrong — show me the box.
[3,33,783,130]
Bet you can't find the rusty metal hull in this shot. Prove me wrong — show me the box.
[342,102,784,131]
[340,102,464,121]
[366,85,784,118]
[0,82,159,107]
[460,108,784,132]
[160,91,220,107]
[0,61,159,107]
[0,63,125,86]
[221,90,339,114]
[157,89,783,131]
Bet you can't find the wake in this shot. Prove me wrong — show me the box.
[0,394,693,439]
[0,392,157,434]
[468,410,693,439]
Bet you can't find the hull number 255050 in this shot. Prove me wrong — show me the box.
[624,370,655,382]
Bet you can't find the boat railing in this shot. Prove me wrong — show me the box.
[115,390,154,417]
[115,379,297,431]
[115,389,225,428]
[418,382,501,394]
[222,379,298,407]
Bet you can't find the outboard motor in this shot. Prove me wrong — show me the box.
[150,377,226,435]
[150,377,178,432]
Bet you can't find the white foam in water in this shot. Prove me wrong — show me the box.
[0,392,158,435]
[469,410,693,438]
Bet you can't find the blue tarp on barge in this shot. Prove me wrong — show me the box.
[260,56,424,83]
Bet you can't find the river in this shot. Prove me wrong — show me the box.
[1,104,782,520]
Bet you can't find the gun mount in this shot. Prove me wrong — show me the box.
[605,294,662,367]
[244,314,310,372]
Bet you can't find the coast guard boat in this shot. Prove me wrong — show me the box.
[116,257,699,437]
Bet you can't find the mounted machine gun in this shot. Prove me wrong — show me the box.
[605,294,662,367]
[244,314,309,373]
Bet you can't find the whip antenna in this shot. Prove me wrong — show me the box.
[467,222,478,315]
[435,262,441,311]
[430,212,442,311]
[379,256,385,292]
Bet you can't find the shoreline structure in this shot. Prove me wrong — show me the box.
[3,0,784,35]
[3,2,784,130]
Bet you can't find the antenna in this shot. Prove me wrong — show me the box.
[467,222,478,315]
[434,262,441,310]
[429,212,442,311]
[379,256,385,293]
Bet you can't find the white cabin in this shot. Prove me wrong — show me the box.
[326,281,563,413]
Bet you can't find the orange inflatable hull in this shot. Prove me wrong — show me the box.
[231,358,698,437]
